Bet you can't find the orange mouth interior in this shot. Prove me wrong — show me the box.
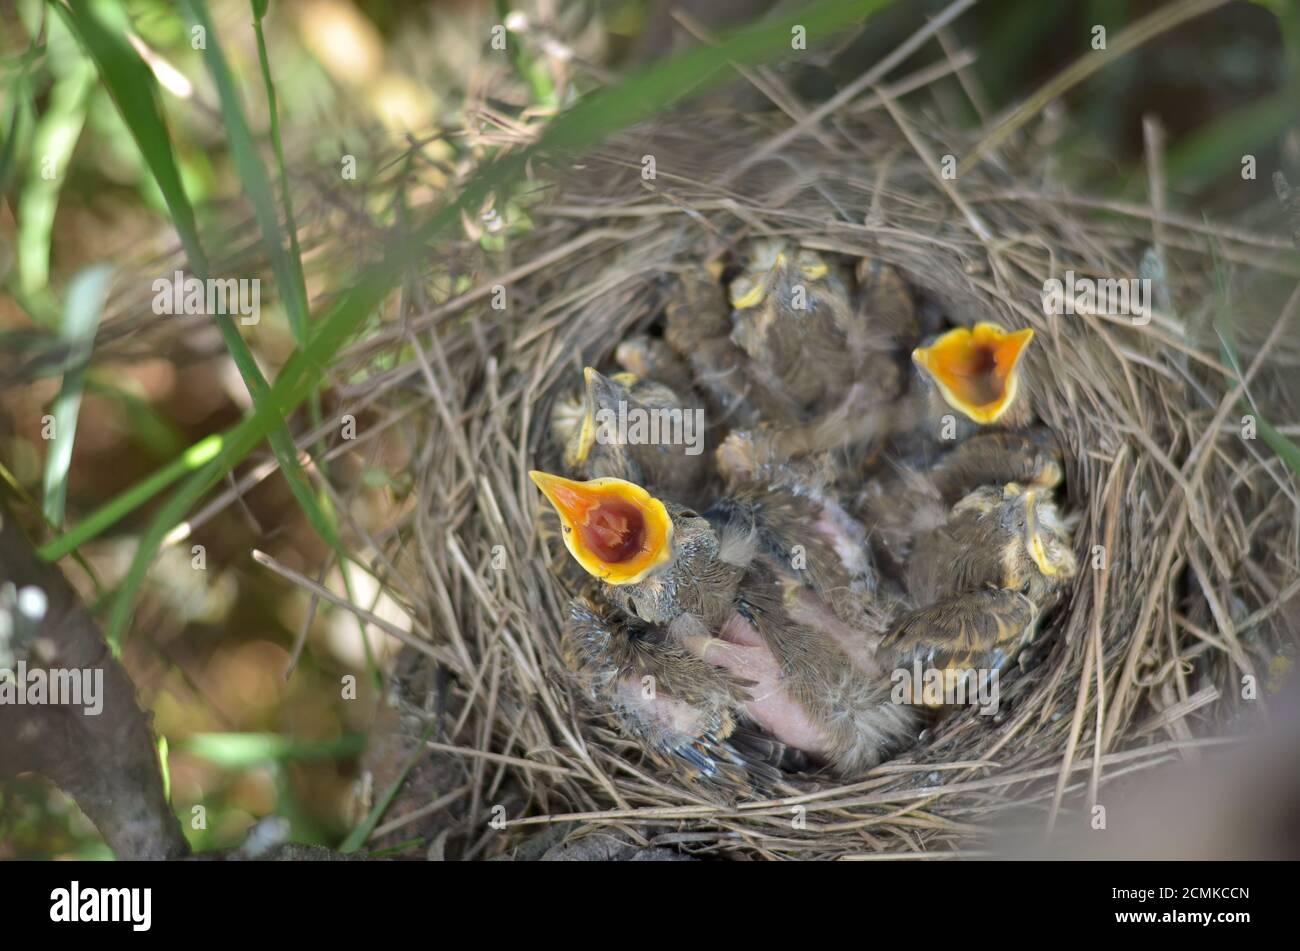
[561,490,646,564]
[913,324,1034,424]
[529,472,673,584]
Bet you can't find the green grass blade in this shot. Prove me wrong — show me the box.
[168,0,343,553]
[340,719,437,853]
[181,2,378,678]
[540,0,895,151]
[0,31,39,197]
[52,0,208,271]
[1161,94,1294,193]
[41,264,113,526]
[102,266,404,646]
[182,0,308,337]
[243,0,375,677]
[249,0,309,339]
[37,432,223,562]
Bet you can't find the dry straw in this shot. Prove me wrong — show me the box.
[324,94,1299,860]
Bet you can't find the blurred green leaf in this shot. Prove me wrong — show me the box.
[977,0,1072,107]
[41,264,113,526]
[38,432,223,562]
[1162,93,1294,192]
[15,42,94,317]
[1252,0,1300,77]
[181,732,366,767]
[248,0,308,340]
[0,48,38,198]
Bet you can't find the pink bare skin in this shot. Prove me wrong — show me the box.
[679,495,883,758]
[672,496,881,764]
[681,612,832,760]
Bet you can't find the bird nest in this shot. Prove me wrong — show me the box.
[362,107,1298,860]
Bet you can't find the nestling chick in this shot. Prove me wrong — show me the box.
[530,471,743,626]
[906,482,1077,606]
[856,426,1066,579]
[879,586,1042,703]
[615,334,697,397]
[911,322,1037,440]
[713,375,896,477]
[729,243,858,413]
[556,367,710,505]
[854,256,921,347]
[843,257,919,407]
[928,427,1064,505]
[665,268,803,427]
[530,470,917,781]
[562,594,775,791]
[728,239,833,308]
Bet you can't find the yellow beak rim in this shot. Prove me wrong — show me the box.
[1021,488,1060,577]
[913,323,1035,424]
[567,368,603,467]
[730,274,767,310]
[529,471,673,585]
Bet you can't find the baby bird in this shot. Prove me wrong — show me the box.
[854,256,922,348]
[729,243,858,414]
[877,483,1074,706]
[906,482,1077,606]
[665,268,803,428]
[529,470,917,785]
[728,239,832,310]
[927,427,1064,505]
[911,322,1037,441]
[530,471,741,625]
[562,594,773,791]
[879,586,1042,701]
[614,334,697,398]
[845,257,920,407]
[529,470,873,624]
[555,366,709,505]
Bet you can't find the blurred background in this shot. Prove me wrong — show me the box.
[0,0,1295,858]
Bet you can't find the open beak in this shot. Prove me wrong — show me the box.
[913,323,1035,424]
[1021,489,1058,577]
[529,471,673,584]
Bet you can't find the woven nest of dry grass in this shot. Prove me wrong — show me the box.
[347,104,1300,860]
